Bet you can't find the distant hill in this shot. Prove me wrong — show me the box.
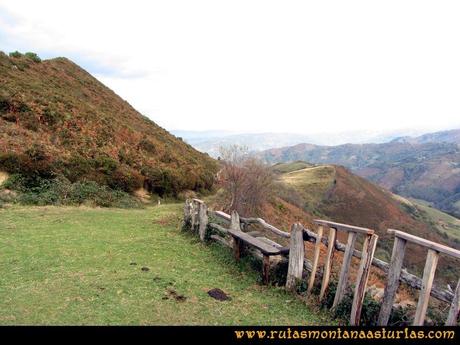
[271,163,459,283]
[260,135,460,218]
[0,52,217,197]
[391,129,460,145]
[174,132,322,158]
[174,129,429,158]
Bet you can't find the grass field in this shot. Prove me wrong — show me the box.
[410,198,460,241]
[271,161,314,174]
[279,165,336,208]
[0,203,327,325]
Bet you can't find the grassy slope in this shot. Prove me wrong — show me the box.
[0,204,327,325]
[274,163,459,283]
[408,198,460,241]
[271,161,314,174]
[279,165,335,211]
[277,163,459,243]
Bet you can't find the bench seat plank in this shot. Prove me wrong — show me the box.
[227,228,282,255]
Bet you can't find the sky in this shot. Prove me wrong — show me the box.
[0,0,459,135]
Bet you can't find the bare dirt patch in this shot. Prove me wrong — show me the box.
[164,288,187,302]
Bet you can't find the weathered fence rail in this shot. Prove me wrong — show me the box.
[301,227,456,304]
[182,198,460,326]
[377,229,460,326]
[286,219,379,325]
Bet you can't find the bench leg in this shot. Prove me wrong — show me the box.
[233,237,243,261]
[262,255,270,285]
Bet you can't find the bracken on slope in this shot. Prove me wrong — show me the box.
[0,52,217,196]
[269,163,459,284]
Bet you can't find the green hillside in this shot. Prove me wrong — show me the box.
[404,198,460,242]
[271,161,315,174]
[0,52,217,200]
[278,165,335,211]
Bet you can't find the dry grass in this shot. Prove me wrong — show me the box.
[279,165,335,208]
[0,171,8,185]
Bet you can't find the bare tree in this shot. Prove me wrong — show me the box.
[218,145,273,216]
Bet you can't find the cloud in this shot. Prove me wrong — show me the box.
[0,1,154,76]
[0,0,459,134]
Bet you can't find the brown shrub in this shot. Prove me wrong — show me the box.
[218,145,274,216]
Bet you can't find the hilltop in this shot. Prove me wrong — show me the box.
[267,162,459,283]
[0,52,217,201]
[259,136,460,218]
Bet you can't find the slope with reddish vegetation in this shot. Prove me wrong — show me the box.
[264,163,459,284]
[0,52,217,196]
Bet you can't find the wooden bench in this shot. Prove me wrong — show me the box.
[227,227,289,284]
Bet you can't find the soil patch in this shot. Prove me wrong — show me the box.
[165,288,187,302]
[207,288,231,301]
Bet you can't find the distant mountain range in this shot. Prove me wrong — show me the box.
[172,128,434,158]
[391,129,460,145]
[259,129,460,218]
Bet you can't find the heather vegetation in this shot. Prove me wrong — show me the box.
[1,174,142,208]
[0,52,217,206]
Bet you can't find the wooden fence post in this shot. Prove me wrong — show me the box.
[230,210,240,231]
[332,231,357,310]
[307,225,323,294]
[413,249,439,325]
[350,233,378,325]
[198,202,208,242]
[378,236,407,325]
[183,199,190,220]
[183,199,192,230]
[190,201,198,231]
[230,211,243,260]
[319,227,337,301]
[262,255,271,285]
[446,278,460,326]
[286,223,305,291]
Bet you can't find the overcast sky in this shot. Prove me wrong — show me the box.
[1,0,459,134]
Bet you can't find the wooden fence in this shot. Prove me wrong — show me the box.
[182,198,460,326]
